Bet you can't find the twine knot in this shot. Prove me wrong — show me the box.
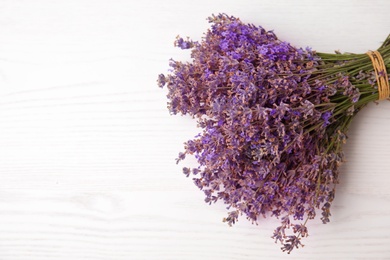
[366,50,389,100]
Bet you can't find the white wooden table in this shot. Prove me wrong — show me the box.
[0,1,389,259]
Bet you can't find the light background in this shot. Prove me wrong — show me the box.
[0,0,389,259]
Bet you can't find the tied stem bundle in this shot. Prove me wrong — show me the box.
[158,14,390,253]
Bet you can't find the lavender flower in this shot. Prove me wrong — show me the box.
[159,14,390,253]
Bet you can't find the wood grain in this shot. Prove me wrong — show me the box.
[0,0,389,259]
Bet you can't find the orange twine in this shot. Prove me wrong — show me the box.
[366,50,389,100]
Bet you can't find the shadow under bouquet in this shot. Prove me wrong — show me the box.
[158,14,390,253]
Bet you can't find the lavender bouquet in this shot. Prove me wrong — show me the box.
[158,14,390,253]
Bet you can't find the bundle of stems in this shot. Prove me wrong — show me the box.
[158,14,390,253]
